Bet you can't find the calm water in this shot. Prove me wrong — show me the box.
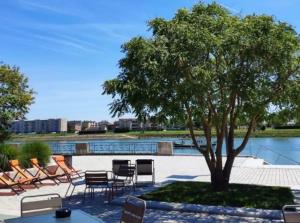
[175,137,300,165]
[45,137,300,165]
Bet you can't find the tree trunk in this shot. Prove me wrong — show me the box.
[211,170,229,191]
[210,153,235,191]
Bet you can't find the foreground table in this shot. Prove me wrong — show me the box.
[4,209,106,223]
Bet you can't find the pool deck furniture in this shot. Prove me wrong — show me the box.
[282,205,300,223]
[65,172,85,199]
[113,164,136,192]
[30,158,61,185]
[5,209,105,223]
[21,193,62,217]
[8,160,41,188]
[0,169,27,195]
[84,170,113,201]
[2,155,300,220]
[120,196,146,223]
[52,156,82,179]
[135,159,155,185]
[112,159,131,176]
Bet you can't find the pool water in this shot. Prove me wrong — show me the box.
[44,137,300,165]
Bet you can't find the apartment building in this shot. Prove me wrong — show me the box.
[144,121,164,130]
[67,121,82,132]
[81,121,98,130]
[115,118,143,130]
[10,119,67,133]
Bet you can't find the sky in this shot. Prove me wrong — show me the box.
[1,0,300,122]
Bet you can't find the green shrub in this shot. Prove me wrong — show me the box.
[0,144,19,171]
[19,141,51,168]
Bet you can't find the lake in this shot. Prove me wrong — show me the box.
[45,137,300,165]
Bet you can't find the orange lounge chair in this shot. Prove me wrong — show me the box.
[30,158,63,185]
[9,160,40,188]
[52,156,82,178]
[0,169,27,195]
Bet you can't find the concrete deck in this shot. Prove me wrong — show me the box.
[1,155,300,222]
[72,155,300,189]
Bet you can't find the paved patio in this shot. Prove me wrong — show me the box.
[0,186,284,223]
[64,193,283,223]
[1,155,300,222]
[72,155,300,189]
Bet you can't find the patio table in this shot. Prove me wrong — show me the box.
[4,209,105,223]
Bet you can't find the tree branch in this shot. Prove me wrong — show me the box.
[234,115,257,156]
[202,117,216,164]
[185,103,206,154]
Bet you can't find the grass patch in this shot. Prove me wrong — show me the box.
[140,181,294,210]
[129,128,300,137]
[10,128,300,142]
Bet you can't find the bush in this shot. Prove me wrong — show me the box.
[79,130,106,134]
[19,141,51,168]
[0,144,19,171]
[260,125,266,131]
[114,128,130,133]
[274,125,300,129]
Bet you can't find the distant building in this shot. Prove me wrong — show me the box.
[10,118,67,134]
[10,120,25,133]
[48,119,67,133]
[82,121,97,130]
[98,120,112,131]
[67,121,82,133]
[115,118,143,131]
[144,121,164,131]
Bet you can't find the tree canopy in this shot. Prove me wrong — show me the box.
[0,63,34,142]
[103,2,300,189]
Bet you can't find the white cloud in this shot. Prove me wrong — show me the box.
[219,3,240,14]
[21,0,80,16]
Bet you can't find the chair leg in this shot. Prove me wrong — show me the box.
[106,188,111,202]
[54,177,60,185]
[36,178,43,186]
[11,185,21,195]
[33,181,39,189]
[49,177,59,185]
[110,187,114,201]
[83,186,87,201]
[70,185,76,198]
[135,173,138,186]
[65,183,71,197]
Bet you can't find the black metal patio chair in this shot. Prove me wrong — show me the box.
[135,159,155,185]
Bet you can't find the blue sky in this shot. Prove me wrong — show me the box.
[1,0,300,122]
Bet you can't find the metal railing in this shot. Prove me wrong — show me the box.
[255,145,300,165]
[49,142,75,154]
[48,141,158,155]
[89,142,158,154]
[42,141,300,164]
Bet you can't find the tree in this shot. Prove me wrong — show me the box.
[0,63,34,142]
[103,3,300,190]
[266,110,292,126]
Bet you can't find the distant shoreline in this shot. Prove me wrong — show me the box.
[9,128,300,142]
[10,133,138,142]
